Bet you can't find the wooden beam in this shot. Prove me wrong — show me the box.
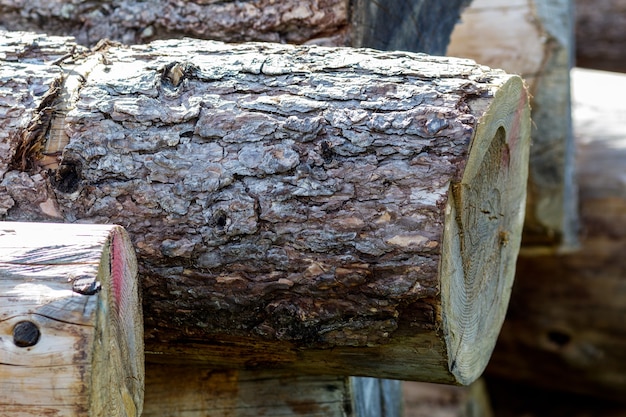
[0,221,144,416]
[0,32,531,385]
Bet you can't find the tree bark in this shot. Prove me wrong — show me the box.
[484,68,626,401]
[0,0,470,55]
[0,32,531,384]
[447,0,578,249]
[0,222,143,416]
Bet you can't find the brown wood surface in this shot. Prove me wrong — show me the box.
[0,32,531,384]
[0,222,143,416]
[575,0,626,73]
[484,68,626,401]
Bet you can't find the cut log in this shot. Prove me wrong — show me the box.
[484,68,626,401]
[0,0,469,55]
[143,365,401,417]
[350,0,472,54]
[0,32,531,384]
[447,0,578,249]
[575,0,626,73]
[0,221,144,416]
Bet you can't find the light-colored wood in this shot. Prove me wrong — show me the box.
[0,221,144,416]
[484,68,626,401]
[448,0,578,249]
[0,32,530,384]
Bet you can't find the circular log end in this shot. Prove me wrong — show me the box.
[92,226,144,416]
[441,75,531,385]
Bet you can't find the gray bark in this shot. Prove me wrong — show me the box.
[0,0,469,55]
[0,32,530,384]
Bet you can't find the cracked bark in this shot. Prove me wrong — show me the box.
[0,32,530,385]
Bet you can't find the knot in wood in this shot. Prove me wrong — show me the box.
[12,321,41,348]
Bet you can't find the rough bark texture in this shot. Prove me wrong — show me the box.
[0,222,143,416]
[447,0,578,249]
[0,32,530,384]
[575,0,626,73]
[0,0,469,55]
[484,68,626,401]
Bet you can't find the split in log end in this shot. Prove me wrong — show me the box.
[441,75,531,385]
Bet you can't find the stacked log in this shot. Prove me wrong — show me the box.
[0,31,531,386]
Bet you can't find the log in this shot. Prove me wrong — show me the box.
[447,0,578,249]
[484,377,626,417]
[0,221,144,416]
[575,0,626,73]
[0,0,469,55]
[143,365,402,417]
[483,68,626,401]
[0,32,531,384]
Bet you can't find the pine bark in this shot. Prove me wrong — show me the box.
[0,32,531,384]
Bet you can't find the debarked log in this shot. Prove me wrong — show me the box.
[0,222,144,416]
[0,32,531,385]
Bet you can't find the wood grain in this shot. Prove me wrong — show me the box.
[0,222,144,416]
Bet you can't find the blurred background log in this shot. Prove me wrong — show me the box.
[575,0,626,73]
[484,67,626,403]
[447,0,578,249]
